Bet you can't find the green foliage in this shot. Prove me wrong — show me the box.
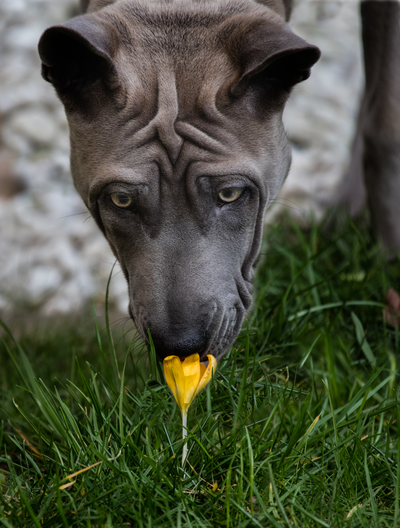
[0,215,399,527]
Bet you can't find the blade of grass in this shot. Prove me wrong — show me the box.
[351,312,376,367]
[105,261,120,386]
[268,463,290,526]
[245,428,254,516]
[364,450,379,527]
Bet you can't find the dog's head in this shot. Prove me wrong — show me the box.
[38,0,319,361]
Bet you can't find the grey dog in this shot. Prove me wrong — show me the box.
[38,0,400,361]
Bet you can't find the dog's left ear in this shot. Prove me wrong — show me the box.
[226,19,321,101]
[38,15,120,111]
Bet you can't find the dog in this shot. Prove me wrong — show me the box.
[38,0,400,361]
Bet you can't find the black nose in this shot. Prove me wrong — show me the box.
[151,332,207,361]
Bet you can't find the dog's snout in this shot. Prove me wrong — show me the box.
[151,332,208,361]
[134,298,242,362]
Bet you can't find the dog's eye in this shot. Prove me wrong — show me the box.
[218,187,243,204]
[110,193,132,209]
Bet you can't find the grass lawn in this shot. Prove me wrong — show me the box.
[0,214,399,527]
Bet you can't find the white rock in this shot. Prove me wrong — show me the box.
[4,24,45,51]
[25,265,64,301]
[0,294,9,311]
[7,106,59,145]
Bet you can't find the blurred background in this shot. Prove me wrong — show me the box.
[0,0,363,322]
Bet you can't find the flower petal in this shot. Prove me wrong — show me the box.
[192,354,217,401]
[181,354,201,408]
[163,356,186,410]
[199,361,206,380]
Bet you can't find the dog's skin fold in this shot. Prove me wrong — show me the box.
[38,0,400,361]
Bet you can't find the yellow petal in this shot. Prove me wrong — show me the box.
[199,361,206,380]
[192,354,217,400]
[163,356,186,410]
[164,354,217,414]
[181,354,201,408]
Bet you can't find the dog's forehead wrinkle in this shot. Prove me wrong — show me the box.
[153,68,183,165]
[121,75,233,172]
[175,122,227,155]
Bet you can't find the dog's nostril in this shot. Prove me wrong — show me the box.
[151,333,207,361]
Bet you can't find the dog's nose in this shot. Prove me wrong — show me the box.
[151,333,207,361]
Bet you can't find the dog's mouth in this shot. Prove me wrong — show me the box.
[128,297,244,363]
[128,302,213,362]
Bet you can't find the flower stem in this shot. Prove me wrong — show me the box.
[182,410,188,466]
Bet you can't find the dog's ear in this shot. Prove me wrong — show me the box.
[38,15,119,110]
[225,19,320,105]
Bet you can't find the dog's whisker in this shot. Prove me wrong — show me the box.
[57,211,90,219]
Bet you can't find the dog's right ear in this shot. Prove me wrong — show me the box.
[221,17,320,113]
[38,15,119,111]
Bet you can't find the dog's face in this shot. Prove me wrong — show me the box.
[39,0,319,360]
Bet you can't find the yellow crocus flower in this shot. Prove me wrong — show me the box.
[163,353,217,465]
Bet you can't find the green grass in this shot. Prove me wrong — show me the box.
[1,214,399,527]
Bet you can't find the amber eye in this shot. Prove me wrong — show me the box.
[110,193,132,208]
[218,187,243,204]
